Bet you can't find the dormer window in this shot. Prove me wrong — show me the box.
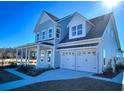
[48,28,53,39]
[77,24,83,35]
[70,23,85,39]
[72,26,76,36]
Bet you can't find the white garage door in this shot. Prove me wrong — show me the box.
[60,49,97,73]
[60,50,75,70]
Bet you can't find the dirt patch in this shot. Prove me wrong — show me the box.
[0,69,22,84]
[12,77,123,91]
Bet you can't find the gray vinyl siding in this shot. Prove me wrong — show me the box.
[57,15,73,43]
[35,19,54,43]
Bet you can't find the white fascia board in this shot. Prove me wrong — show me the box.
[57,46,97,51]
[16,43,37,49]
[58,38,101,47]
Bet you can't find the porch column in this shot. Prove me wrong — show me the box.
[16,49,18,64]
[28,49,30,64]
[20,48,23,65]
[25,48,28,65]
[112,57,116,72]
[51,47,55,68]
[36,43,41,68]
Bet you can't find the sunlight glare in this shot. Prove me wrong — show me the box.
[102,0,120,8]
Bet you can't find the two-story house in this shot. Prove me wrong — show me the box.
[16,11,123,73]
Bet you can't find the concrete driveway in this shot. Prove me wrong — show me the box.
[36,69,94,80]
[0,68,93,90]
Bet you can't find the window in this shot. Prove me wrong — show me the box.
[71,24,84,38]
[56,28,61,38]
[71,26,76,36]
[48,28,53,38]
[77,24,82,35]
[36,33,40,41]
[41,31,45,40]
[47,50,52,63]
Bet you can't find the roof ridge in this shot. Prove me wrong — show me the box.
[44,11,59,21]
[57,13,75,22]
[89,12,113,21]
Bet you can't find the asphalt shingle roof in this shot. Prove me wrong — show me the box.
[45,11,59,22]
[59,13,112,43]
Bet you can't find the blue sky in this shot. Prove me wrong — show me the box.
[0,1,124,50]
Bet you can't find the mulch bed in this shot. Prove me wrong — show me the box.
[11,77,123,91]
[93,71,121,79]
[16,67,53,77]
[0,69,22,84]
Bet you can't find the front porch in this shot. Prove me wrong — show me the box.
[15,42,54,68]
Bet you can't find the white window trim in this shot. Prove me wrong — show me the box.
[48,27,53,39]
[41,30,46,40]
[46,49,52,64]
[56,27,61,39]
[71,26,76,37]
[70,24,84,39]
[77,24,83,36]
[36,32,40,41]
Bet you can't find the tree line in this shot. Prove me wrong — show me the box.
[0,48,16,59]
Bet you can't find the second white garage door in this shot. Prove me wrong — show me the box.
[60,49,97,73]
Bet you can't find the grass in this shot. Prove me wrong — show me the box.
[0,69,22,84]
[11,77,123,91]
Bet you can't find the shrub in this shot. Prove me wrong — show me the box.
[16,65,53,76]
[9,62,17,68]
[17,65,35,72]
[115,63,124,71]
[103,66,113,75]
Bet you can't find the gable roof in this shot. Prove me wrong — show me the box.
[45,11,59,22]
[59,13,112,43]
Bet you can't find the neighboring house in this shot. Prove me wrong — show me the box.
[16,11,123,73]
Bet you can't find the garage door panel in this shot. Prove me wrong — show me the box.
[60,49,97,73]
[60,51,75,70]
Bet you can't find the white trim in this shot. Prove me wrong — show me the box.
[41,29,46,40]
[20,48,23,65]
[57,46,97,51]
[58,38,101,47]
[46,49,52,64]
[47,27,54,39]
[16,49,18,64]
[25,48,28,65]
[70,23,85,39]
[56,27,61,39]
